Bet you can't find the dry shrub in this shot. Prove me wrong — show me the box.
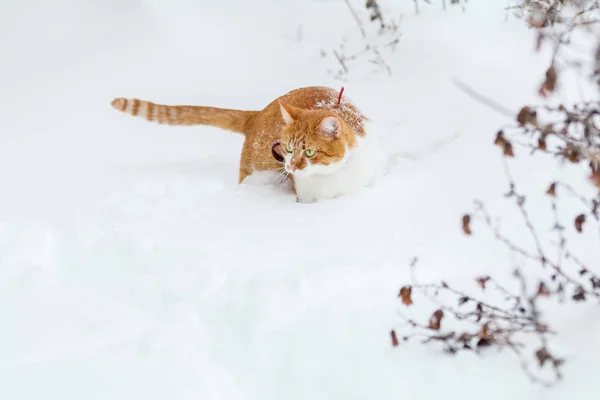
[391,0,600,386]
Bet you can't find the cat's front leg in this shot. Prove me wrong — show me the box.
[296,196,318,203]
[291,176,319,203]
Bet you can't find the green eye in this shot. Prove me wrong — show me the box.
[285,144,293,153]
[304,149,316,157]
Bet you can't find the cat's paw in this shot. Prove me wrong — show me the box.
[296,195,318,204]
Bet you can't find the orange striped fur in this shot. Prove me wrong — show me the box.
[110,97,256,132]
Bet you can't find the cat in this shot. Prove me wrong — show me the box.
[110,86,387,202]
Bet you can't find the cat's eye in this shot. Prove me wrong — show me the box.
[304,149,316,157]
[285,144,293,153]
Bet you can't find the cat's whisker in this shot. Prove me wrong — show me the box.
[270,169,287,185]
[274,169,290,186]
[279,172,290,186]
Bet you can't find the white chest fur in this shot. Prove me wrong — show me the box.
[292,122,387,203]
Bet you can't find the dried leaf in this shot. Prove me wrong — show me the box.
[561,144,582,163]
[458,296,470,306]
[494,131,506,147]
[479,323,490,340]
[462,214,472,235]
[590,171,600,189]
[535,347,551,366]
[542,65,557,94]
[536,282,551,297]
[572,286,586,301]
[503,141,514,157]
[574,214,586,233]
[538,136,547,151]
[398,286,413,306]
[517,106,537,126]
[476,338,491,348]
[553,358,565,368]
[546,182,556,197]
[476,276,490,290]
[428,309,444,331]
[567,150,581,163]
[391,330,399,347]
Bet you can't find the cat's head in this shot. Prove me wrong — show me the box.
[278,102,355,177]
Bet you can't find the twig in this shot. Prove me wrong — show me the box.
[333,50,349,73]
[452,78,516,118]
[501,158,547,263]
[343,0,366,38]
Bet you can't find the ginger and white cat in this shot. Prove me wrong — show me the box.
[110,86,386,202]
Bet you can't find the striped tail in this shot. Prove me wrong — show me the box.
[110,97,257,134]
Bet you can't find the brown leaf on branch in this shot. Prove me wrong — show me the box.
[391,330,399,347]
[590,171,600,189]
[493,131,514,157]
[517,106,537,126]
[479,323,490,340]
[503,141,515,157]
[538,136,547,151]
[462,214,472,235]
[494,131,506,147]
[541,65,557,94]
[535,347,551,366]
[399,286,413,306]
[428,310,444,330]
[572,286,586,301]
[574,214,586,233]
[546,182,556,197]
[560,144,582,164]
[537,282,551,297]
[476,276,490,290]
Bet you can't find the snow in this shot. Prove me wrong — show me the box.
[1,0,599,399]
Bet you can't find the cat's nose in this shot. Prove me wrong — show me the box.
[290,165,297,172]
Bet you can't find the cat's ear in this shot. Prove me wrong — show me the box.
[279,102,300,125]
[318,116,341,138]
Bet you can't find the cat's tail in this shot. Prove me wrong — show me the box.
[110,97,257,134]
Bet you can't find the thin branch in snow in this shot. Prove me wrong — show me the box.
[343,0,366,38]
[452,78,516,119]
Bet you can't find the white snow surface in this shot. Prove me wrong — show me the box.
[1,0,599,399]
